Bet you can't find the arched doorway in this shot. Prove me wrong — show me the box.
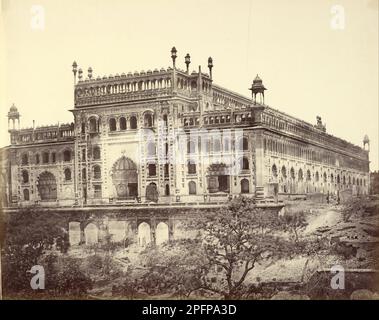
[156,222,169,245]
[69,222,81,246]
[84,223,98,245]
[37,172,57,201]
[138,222,151,247]
[146,182,158,202]
[241,179,249,194]
[111,156,138,199]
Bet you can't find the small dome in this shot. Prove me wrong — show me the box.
[363,134,370,143]
[253,74,262,83]
[10,103,18,112]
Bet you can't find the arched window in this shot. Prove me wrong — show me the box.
[109,118,117,131]
[290,167,295,180]
[148,163,156,176]
[281,166,287,179]
[164,163,169,176]
[81,122,86,133]
[63,150,71,162]
[21,154,28,165]
[130,116,137,129]
[22,170,29,183]
[82,149,86,161]
[213,139,221,152]
[23,189,30,201]
[241,179,249,194]
[119,117,127,130]
[164,143,169,156]
[93,165,101,179]
[147,142,156,157]
[93,146,101,160]
[353,177,356,185]
[348,176,351,185]
[306,170,311,181]
[337,174,340,184]
[94,185,102,199]
[89,117,98,132]
[163,114,168,127]
[343,176,346,185]
[35,154,40,164]
[323,172,327,183]
[188,160,196,174]
[51,152,56,163]
[64,168,72,181]
[240,137,249,151]
[188,181,196,195]
[187,140,196,154]
[82,168,87,181]
[331,173,334,183]
[298,169,303,181]
[315,171,319,182]
[241,157,249,170]
[144,113,153,127]
[224,139,230,152]
[272,164,278,178]
[42,152,49,164]
[165,184,170,196]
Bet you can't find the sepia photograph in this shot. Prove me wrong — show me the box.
[0,0,378,307]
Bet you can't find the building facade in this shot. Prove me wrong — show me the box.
[0,48,371,210]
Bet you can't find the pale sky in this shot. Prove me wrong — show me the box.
[0,0,378,170]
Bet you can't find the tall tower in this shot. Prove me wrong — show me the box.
[249,75,267,105]
[8,104,20,145]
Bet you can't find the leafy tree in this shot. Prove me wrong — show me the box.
[139,197,301,299]
[279,210,308,242]
[341,196,373,222]
[1,211,69,297]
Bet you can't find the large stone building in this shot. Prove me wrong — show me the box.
[0,47,371,211]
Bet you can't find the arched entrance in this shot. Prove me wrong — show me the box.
[146,182,158,202]
[241,179,249,194]
[156,222,169,245]
[37,172,57,201]
[138,222,151,247]
[84,223,98,245]
[111,156,138,199]
[69,222,81,246]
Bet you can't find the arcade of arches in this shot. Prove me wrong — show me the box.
[269,163,367,195]
[68,219,171,248]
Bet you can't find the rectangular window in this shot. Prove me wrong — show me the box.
[94,185,102,199]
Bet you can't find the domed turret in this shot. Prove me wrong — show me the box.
[249,75,267,105]
[8,103,20,132]
[9,103,18,113]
